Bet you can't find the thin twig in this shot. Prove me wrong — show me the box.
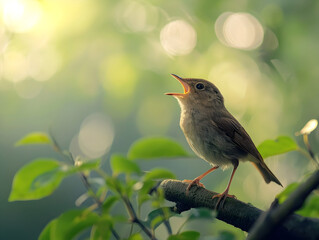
[177,215,191,234]
[49,131,74,164]
[109,174,156,239]
[163,219,172,235]
[153,191,173,235]
[122,196,157,240]
[111,228,121,240]
[80,173,121,240]
[80,173,103,208]
[303,134,319,168]
[129,223,134,238]
[95,168,110,180]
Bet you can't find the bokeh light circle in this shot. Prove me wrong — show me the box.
[75,113,115,159]
[160,20,197,56]
[115,1,159,32]
[215,12,264,50]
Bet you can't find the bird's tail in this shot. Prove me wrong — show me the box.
[252,162,283,187]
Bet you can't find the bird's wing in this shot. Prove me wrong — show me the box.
[214,117,263,162]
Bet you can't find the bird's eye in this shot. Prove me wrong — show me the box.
[195,83,205,90]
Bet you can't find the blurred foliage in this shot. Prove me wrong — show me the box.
[277,182,319,218]
[1,0,319,239]
[168,231,200,240]
[128,137,190,160]
[8,130,318,239]
[15,132,52,146]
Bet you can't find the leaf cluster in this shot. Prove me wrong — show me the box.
[9,129,319,239]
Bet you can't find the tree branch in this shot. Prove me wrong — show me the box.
[247,170,319,240]
[159,179,319,240]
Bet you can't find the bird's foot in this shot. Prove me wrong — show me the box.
[183,178,205,195]
[212,191,236,209]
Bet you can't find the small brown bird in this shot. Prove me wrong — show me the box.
[166,74,282,208]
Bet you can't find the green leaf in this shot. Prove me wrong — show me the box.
[138,179,157,196]
[128,233,143,240]
[105,176,125,195]
[257,136,298,159]
[168,231,200,240]
[137,194,151,206]
[143,207,178,230]
[127,137,189,160]
[214,231,237,240]
[110,154,141,175]
[137,180,155,206]
[38,220,54,240]
[125,178,138,198]
[277,182,299,204]
[39,209,101,240]
[150,215,164,230]
[144,168,176,181]
[297,194,319,218]
[90,216,113,240]
[102,196,119,214]
[15,132,51,146]
[9,159,71,201]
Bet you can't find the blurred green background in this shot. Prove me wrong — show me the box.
[1,0,319,239]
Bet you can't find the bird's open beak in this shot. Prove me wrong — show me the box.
[165,74,190,97]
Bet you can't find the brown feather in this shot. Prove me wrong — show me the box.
[214,116,282,186]
[252,162,283,186]
[215,117,263,161]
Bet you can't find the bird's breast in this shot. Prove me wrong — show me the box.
[179,107,234,168]
[180,109,231,167]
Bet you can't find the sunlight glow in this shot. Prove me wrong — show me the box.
[215,12,264,50]
[3,51,28,83]
[0,28,9,54]
[160,20,197,56]
[2,0,42,33]
[28,48,60,82]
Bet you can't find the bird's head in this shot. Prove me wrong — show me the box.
[165,74,224,107]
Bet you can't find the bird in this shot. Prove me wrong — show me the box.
[165,74,282,208]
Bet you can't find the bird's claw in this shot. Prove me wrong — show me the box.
[212,192,236,209]
[183,179,205,195]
